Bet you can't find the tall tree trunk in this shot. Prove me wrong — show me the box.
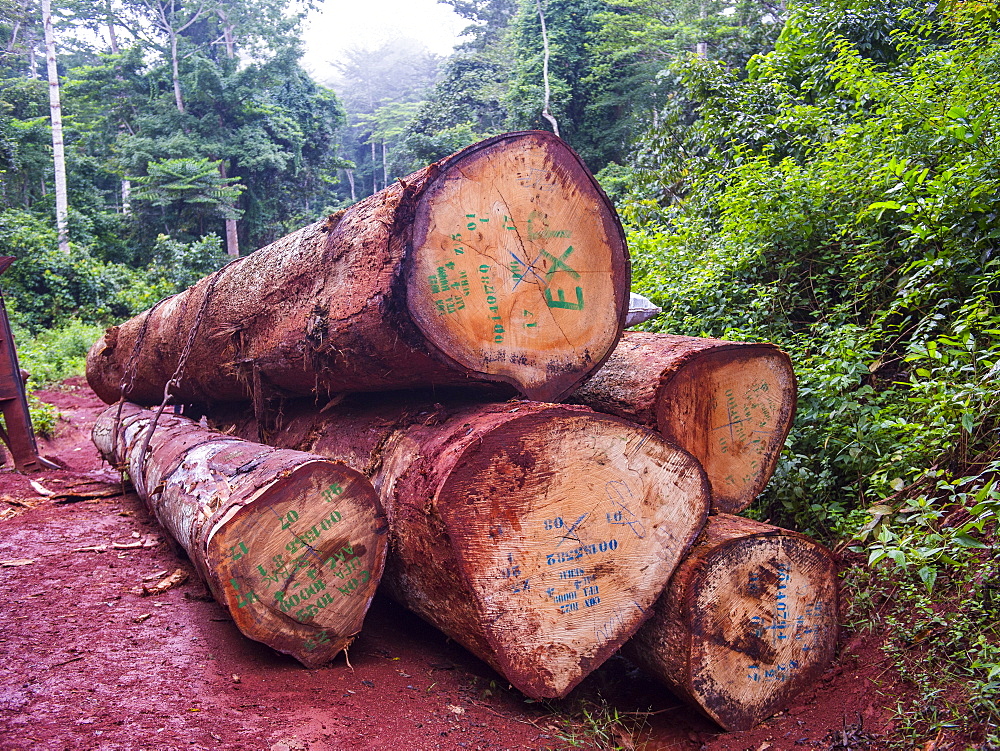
[7,19,21,54]
[625,514,838,731]
[224,219,239,257]
[381,140,387,187]
[27,39,38,78]
[41,0,69,253]
[218,26,240,255]
[370,140,377,194]
[105,0,119,53]
[535,0,560,137]
[345,168,356,202]
[170,31,184,114]
[86,132,630,406]
[572,332,796,513]
[93,402,388,667]
[696,2,709,56]
[218,161,239,257]
[217,8,235,58]
[121,178,131,214]
[212,396,710,699]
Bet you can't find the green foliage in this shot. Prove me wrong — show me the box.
[129,157,244,236]
[0,209,138,329]
[0,209,221,332]
[2,0,346,261]
[397,1,515,173]
[26,391,58,439]
[506,0,614,167]
[586,0,783,168]
[146,233,229,291]
[394,122,493,173]
[331,40,442,198]
[621,0,1000,740]
[844,486,1000,743]
[14,317,104,388]
[549,697,648,750]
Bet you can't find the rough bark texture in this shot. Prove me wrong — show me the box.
[92,403,388,667]
[211,395,710,699]
[86,132,629,407]
[572,332,797,513]
[625,514,838,731]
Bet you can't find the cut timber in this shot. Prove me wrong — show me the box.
[572,332,796,513]
[86,132,629,407]
[92,402,387,667]
[625,514,838,731]
[212,397,710,699]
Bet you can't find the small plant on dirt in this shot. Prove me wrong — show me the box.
[844,465,1000,746]
[550,697,647,751]
[27,392,58,439]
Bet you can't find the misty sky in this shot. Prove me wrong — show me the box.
[301,0,467,81]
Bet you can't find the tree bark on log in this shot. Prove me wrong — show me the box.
[211,396,710,699]
[624,514,838,731]
[86,132,629,407]
[571,332,797,513]
[92,402,388,667]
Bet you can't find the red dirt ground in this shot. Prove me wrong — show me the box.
[0,378,916,750]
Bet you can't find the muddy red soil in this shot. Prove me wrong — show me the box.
[1,378,908,750]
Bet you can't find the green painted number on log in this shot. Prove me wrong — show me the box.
[279,510,299,530]
[321,483,343,502]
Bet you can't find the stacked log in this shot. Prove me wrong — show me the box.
[625,515,838,731]
[86,131,630,407]
[83,133,837,731]
[92,403,388,667]
[211,396,711,699]
[573,332,797,513]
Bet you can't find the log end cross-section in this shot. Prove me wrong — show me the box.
[383,404,710,699]
[656,344,796,514]
[204,459,387,667]
[407,132,630,402]
[626,514,838,731]
[93,403,387,667]
[573,332,797,513]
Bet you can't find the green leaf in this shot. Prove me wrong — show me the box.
[917,566,937,593]
[953,533,990,549]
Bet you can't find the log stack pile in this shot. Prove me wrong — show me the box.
[86,132,837,731]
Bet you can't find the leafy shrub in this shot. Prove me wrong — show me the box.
[146,234,230,291]
[13,318,104,389]
[618,0,1000,740]
[0,210,231,333]
[0,209,147,331]
[27,392,58,439]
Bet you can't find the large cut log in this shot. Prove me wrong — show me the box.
[212,396,710,699]
[92,402,388,667]
[86,132,629,407]
[625,514,838,731]
[572,332,796,513]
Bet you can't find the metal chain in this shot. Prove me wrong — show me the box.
[131,273,222,497]
[112,294,174,466]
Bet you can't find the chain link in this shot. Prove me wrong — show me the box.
[131,274,222,496]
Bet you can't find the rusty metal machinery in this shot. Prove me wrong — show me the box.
[0,257,59,471]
